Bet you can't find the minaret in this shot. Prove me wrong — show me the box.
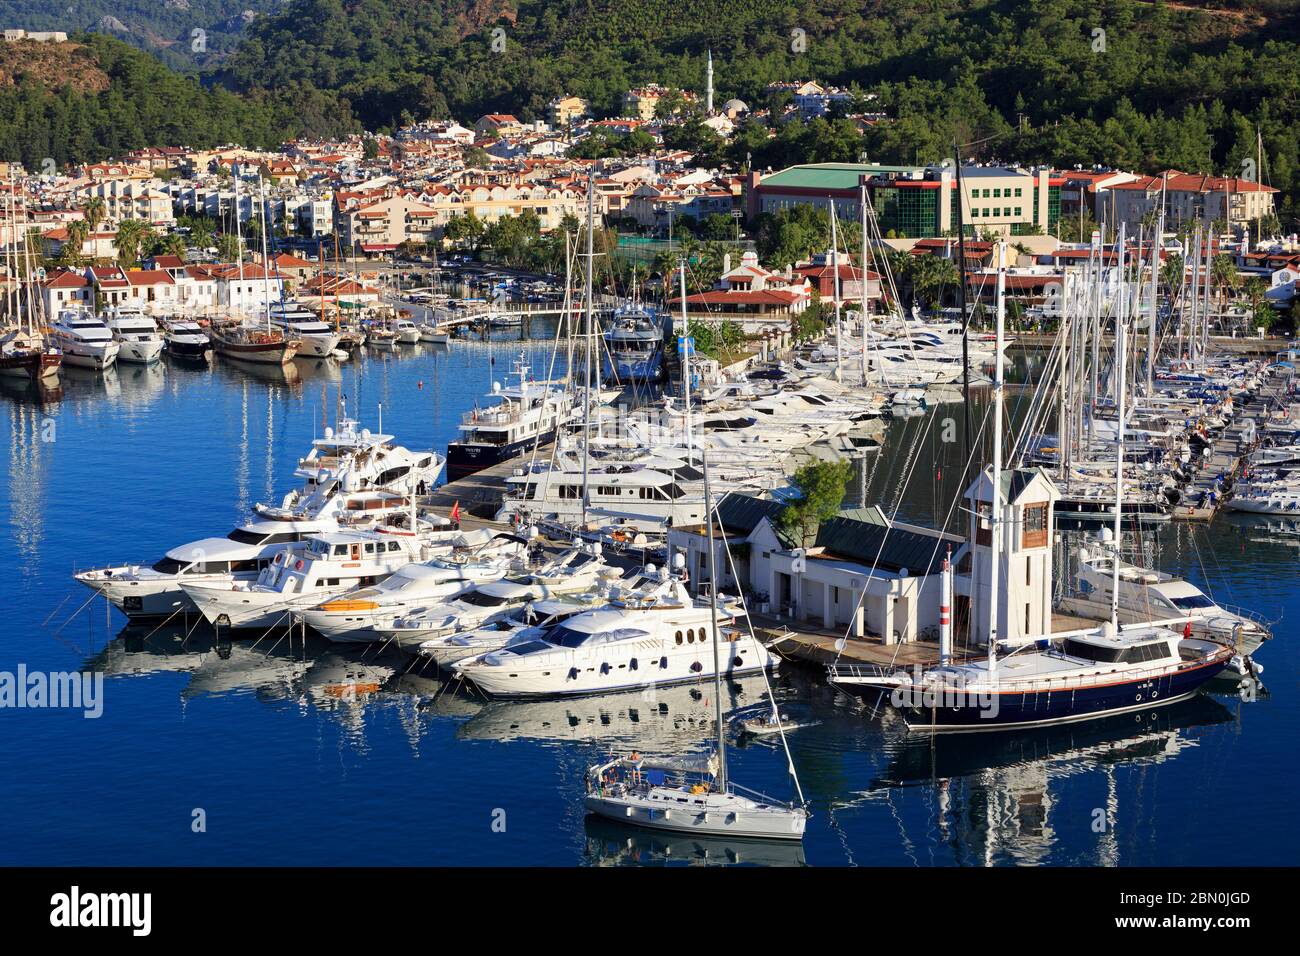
[705,49,714,115]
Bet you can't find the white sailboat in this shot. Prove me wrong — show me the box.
[583,449,808,840]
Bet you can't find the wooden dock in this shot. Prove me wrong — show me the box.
[425,444,554,518]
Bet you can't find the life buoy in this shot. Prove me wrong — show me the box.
[273,553,284,565]
[295,559,305,571]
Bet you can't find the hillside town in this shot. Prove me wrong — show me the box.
[1,70,1294,335]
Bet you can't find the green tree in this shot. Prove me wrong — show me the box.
[113,218,150,269]
[777,460,854,548]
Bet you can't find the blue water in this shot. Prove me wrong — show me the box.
[0,338,1292,866]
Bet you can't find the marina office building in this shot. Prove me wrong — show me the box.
[748,162,1064,239]
[669,468,1059,648]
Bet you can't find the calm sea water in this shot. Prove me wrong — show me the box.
[0,334,1291,866]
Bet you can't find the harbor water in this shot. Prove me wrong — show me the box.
[1,335,1291,866]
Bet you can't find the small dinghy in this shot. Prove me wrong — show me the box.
[739,710,820,737]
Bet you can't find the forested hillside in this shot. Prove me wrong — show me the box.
[0,33,342,166]
[0,1,282,69]
[219,0,1300,211]
[1,0,1297,218]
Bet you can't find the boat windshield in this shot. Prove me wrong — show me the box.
[1170,594,1216,610]
[545,625,649,648]
[460,591,512,608]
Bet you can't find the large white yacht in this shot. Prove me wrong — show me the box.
[1059,539,1271,655]
[181,527,449,630]
[74,417,445,617]
[105,308,165,364]
[454,567,774,698]
[271,302,342,358]
[50,310,120,370]
[446,356,581,480]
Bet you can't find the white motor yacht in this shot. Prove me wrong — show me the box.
[271,302,343,357]
[105,309,165,364]
[454,567,773,698]
[298,532,525,643]
[75,417,445,616]
[50,310,120,370]
[181,528,443,630]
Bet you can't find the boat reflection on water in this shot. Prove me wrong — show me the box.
[873,693,1235,788]
[863,695,1235,866]
[455,675,771,748]
[583,816,808,867]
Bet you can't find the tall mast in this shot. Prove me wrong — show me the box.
[988,240,1006,677]
[830,200,842,383]
[1111,224,1127,629]
[953,151,973,489]
[700,448,727,792]
[679,259,692,453]
[860,184,869,383]
[232,168,246,319]
[1147,180,1164,395]
[258,175,272,330]
[581,175,594,527]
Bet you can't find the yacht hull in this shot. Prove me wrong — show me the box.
[117,340,164,364]
[447,429,557,481]
[890,658,1230,733]
[584,793,806,841]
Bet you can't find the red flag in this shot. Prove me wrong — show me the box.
[450,501,461,523]
[1183,620,1193,639]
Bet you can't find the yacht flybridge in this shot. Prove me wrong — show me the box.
[74,415,445,617]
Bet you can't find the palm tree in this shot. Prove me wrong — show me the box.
[82,196,106,235]
[910,254,959,310]
[63,220,90,266]
[113,218,150,269]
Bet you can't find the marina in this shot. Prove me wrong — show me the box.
[2,288,1293,864]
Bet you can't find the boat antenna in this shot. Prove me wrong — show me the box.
[700,447,727,793]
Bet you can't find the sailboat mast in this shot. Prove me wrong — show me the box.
[700,448,728,792]
[860,184,869,383]
[988,241,1006,676]
[1147,186,1164,395]
[258,175,272,330]
[830,200,842,383]
[679,260,691,452]
[581,176,594,527]
[233,169,243,318]
[1111,225,1127,628]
